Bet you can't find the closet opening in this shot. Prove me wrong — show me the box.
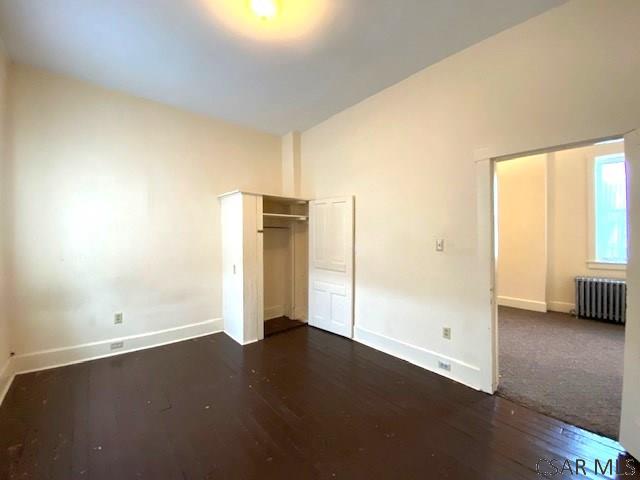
[220,190,354,345]
[262,195,309,337]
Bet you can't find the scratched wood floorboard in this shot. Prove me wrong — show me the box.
[0,326,635,479]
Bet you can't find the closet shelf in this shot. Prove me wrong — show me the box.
[263,213,308,221]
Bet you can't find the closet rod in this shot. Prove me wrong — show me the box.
[263,226,290,230]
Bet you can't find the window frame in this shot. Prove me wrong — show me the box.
[587,152,627,270]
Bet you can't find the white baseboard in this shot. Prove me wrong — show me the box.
[223,330,259,346]
[0,359,14,407]
[497,296,547,313]
[264,305,308,322]
[353,325,484,392]
[264,305,286,320]
[547,301,575,314]
[293,306,308,322]
[10,318,223,377]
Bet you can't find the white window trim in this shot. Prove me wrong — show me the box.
[587,151,627,269]
[587,260,626,271]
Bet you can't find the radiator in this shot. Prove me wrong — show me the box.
[575,276,626,324]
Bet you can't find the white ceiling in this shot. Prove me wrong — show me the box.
[0,0,565,134]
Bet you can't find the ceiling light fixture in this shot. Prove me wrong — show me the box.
[207,0,332,42]
[251,0,277,19]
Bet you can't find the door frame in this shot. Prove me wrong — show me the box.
[620,129,640,456]
[477,132,634,393]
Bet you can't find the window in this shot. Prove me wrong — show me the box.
[593,154,627,264]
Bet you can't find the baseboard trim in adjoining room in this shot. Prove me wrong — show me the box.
[10,318,224,378]
[497,296,547,313]
[353,325,484,392]
[547,301,575,314]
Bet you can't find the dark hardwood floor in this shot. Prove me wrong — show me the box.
[264,316,306,337]
[0,326,635,479]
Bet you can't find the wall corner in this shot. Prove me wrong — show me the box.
[281,131,301,197]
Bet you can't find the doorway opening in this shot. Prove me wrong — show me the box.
[493,138,627,439]
[262,195,309,337]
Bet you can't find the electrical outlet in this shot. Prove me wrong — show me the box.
[442,327,451,340]
[436,239,445,252]
[114,312,123,325]
[110,341,124,350]
[438,360,451,372]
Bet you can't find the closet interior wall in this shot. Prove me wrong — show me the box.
[263,198,309,323]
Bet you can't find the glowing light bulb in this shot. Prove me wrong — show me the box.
[251,0,277,18]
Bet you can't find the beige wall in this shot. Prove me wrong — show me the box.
[547,142,626,312]
[496,155,547,312]
[263,228,291,319]
[0,41,10,375]
[4,64,281,356]
[281,132,301,197]
[300,0,640,391]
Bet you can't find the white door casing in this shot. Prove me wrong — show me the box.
[220,193,245,344]
[475,153,499,394]
[620,129,640,458]
[308,196,354,338]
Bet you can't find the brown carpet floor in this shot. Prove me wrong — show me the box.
[498,306,625,439]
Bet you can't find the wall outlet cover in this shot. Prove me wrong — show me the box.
[442,327,451,340]
[114,312,123,325]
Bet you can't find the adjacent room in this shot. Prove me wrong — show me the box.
[495,140,627,439]
[0,1,639,478]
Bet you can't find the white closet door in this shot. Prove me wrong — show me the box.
[308,196,354,338]
[620,129,640,459]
